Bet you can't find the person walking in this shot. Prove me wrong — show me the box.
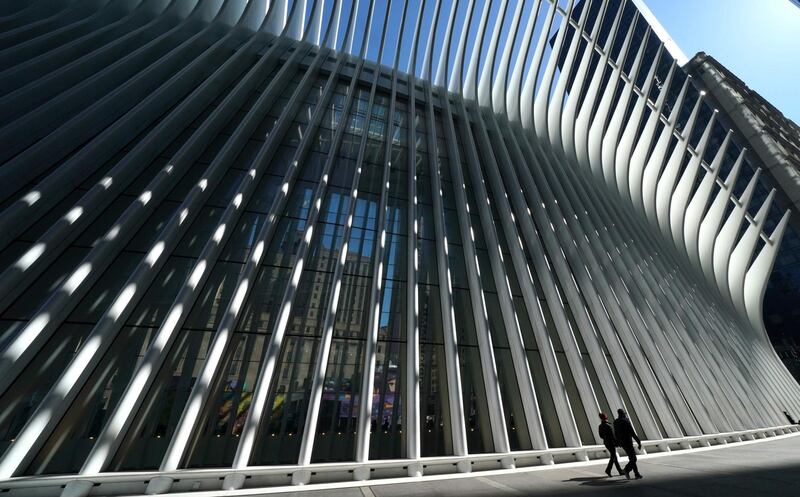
[598,413,623,477]
[613,409,643,479]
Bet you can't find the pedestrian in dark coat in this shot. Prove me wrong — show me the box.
[598,413,623,477]
[613,409,643,479]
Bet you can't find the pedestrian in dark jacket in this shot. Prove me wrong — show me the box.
[613,409,642,479]
[598,413,623,477]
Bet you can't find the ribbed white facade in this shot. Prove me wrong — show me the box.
[0,0,799,495]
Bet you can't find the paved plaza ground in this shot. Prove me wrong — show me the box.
[239,433,800,497]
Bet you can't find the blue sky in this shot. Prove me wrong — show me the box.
[643,0,800,123]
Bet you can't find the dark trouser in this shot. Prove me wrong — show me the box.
[621,443,640,476]
[605,444,622,474]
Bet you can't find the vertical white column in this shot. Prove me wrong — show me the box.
[655,93,704,239]
[297,66,366,468]
[615,43,664,202]
[601,27,650,189]
[404,0,427,467]
[573,0,625,168]
[159,12,341,472]
[440,93,510,455]
[712,171,759,306]
[729,191,775,319]
[641,77,690,224]
[628,61,677,211]
[507,0,543,123]
[562,0,610,159]
[355,0,401,465]
[547,0,593,150]
[460,99,549,450]
[421,0,468,460]
[698,151,744,286]
[422,80,468,458]
[685,131,731,271]
[520,0,558,131]
[586,10,639,178]
[669,111,717,251]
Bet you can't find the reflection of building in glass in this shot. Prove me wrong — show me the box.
[0,0,799,495]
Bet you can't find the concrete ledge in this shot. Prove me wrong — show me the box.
[4,426,798,497]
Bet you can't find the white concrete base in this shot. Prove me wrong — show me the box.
[353,466,371,481]
[146,476,174,494]
[60,480,94,497]
[456,460,472,473]
[540,453,554,465]
[292,470,311,486]
[407,462,423,478]
[500,456,516,469]
[222,473,246,490]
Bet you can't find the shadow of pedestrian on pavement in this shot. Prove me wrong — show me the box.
[563,476,631,487]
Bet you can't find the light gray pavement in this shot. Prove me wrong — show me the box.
[258,433,800,497]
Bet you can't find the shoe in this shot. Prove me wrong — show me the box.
[605,470,612,477]
[635,474,643,479]
[618,470,625,476]
[625,470,631,480]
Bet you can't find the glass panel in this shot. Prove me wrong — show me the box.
[237,266,292,334]
[220,212,266,263]
[494,349,532,451]
[306,222,344,273]
[173,207,224,258]
[458,346,494,454]
[251,336,319,465]
[0,324,92,455]
[26,327,156,475]
[556,352,594,445]
[378,280,406,341]
[126,257,195,328]
[109,330,214,470]
[287,268,333,337]
[334,275,371,339]
[526,349,566,448]
[368,341,405,459]
[3,247,88,322]
[184,333,267,468]
[310,339,363,462]
[184,261,242,331]
[68,252,143,324]
[418,284,452,457]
